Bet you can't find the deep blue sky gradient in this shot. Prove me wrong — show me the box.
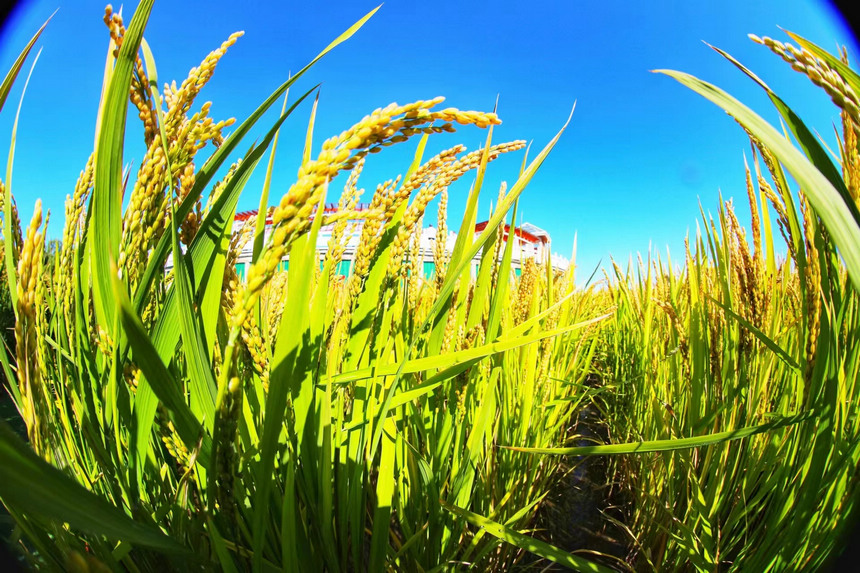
[0,1,857,276]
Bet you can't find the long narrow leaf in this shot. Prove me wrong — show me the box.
[440,500,612,573]
[657,69,860,291]
[0,422,186,553]
[505,412,813,455]
[91,0,154,336]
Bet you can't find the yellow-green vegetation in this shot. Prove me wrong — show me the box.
[598,37,860,571]
[0,3,859,572]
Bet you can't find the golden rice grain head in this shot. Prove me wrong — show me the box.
[440,306,459,353]
[387,141,526,277]
[236,99,502,331]
[751,34,860,129]
[241,315,270,392]
[163,31,244,136]
[14,201,47,452]
[434,188,449,290]
[743,156,763,267]
[799,193,821,398]
[395,145,465,207]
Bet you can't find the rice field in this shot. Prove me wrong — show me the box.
[1,3,859,571]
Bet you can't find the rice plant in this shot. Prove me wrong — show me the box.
[2,2,860,572]
[596,32,860,571]
[0,3,608,571]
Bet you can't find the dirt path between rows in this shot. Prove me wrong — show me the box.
[524,374,634,571]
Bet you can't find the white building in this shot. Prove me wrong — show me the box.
[231,204,569,280]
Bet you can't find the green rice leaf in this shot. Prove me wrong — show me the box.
[140,37,218,430]
[112,265,211,463]
[708,43,860,226]
[657,69,860,291]
[206,516,240,573]
[3,48,42,314]
[486,200,518,341]
[0,422,186,553]
[252,90,291,267]
[505,412,813,455]
[0,13,49,114]
[254,195,326,572]
[369,418,397,572]
[91,0,154,337]
[440,499,612,572]
[1,15,50,309]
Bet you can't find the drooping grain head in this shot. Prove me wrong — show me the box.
[241,315,270,392]
[726,201,761,330]
[347,177,399,299]
[386,141,526,281]
[14,201,47,454]
[407,215,423,309]
[324,157,365,279]
[435,188,450,290]
[743,155,763,270]
[56,156,93,346]
[799,193,821,400]
[116,26,238,287]
[751,34,860,134]
[840,49,860,205]
[0,182,23,258]
[236,99,502,332]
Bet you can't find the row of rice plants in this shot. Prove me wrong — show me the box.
[597,33,860,571]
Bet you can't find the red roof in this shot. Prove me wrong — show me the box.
[234,209,268,223]
[235,202,371,223]
[474,221,546,244]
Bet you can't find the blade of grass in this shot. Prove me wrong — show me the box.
[252,88,291,267]
[112,265,212,463]
[90,0,154,337]
[330,312,611,385]
[440,500,612,573]
[0,422,187,553]
[657,69,860,291]
[505,412,813,455]
[0,13,50,114]
[140,38,218,429]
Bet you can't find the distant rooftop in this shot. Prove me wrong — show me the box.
[474,221,550,244]
[519,223,550,241]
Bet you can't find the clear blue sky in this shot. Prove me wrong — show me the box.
[0,1,857,277]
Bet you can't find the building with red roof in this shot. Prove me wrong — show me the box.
[229,207,569,280]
